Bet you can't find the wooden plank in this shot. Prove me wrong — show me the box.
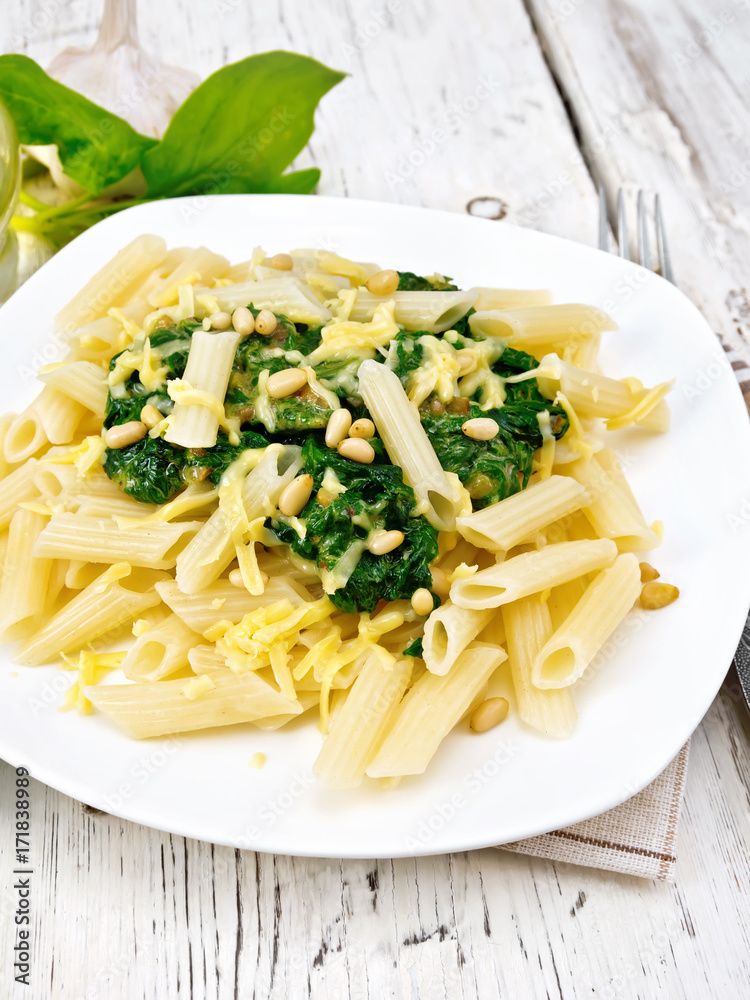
[525,0,750,400]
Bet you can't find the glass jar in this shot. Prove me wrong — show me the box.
[0,101,21,303]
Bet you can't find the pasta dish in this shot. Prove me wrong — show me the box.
[0,237,677,788]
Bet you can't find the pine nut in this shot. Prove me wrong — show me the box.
[208,311,232,330]
[255,309,278,336]
[316,489,332,508]
[105,421,148,449]
[470,697,509,733]
[430,567,450,595]
[266,367,308,398]
[267,253,294,271]
[639,562,660,583]
[325,408,352,448]
[229,567,268,589]
[455,350,475,372]
[640,582,679,610]
[139,404,162,429]
[349,418,375,439]
[462,417,499,441]
[278,474,314,517]
[366,269,399,295]
[232,306,255,336]
[411,588,434,616]
[367,529,404,555]
[338,437,375,464]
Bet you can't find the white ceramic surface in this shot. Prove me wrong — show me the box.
[0,194,747,858]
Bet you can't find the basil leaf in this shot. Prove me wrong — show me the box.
[248,168,322,195]
[141,51,345,197]
[0,54,156,195]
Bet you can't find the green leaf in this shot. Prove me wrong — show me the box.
[253,168,321,194]
[0,54,156,195]
[141,51,345,197]
[211,167,322,196]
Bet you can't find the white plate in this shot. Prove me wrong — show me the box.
[1,194,748,858]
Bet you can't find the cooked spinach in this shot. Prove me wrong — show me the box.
[397,271,458,292]
[420,390,567,508]
[104,428,272,504]
[272,436,438,613]
[104,436,186,505]
[389,332,425,387]
[419,403,530,506]
[403,637,424,658]
[101,288,566,609]
[417,344,568,507]
[230,317,333,433]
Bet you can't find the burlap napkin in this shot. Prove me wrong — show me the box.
[498,742,689,880]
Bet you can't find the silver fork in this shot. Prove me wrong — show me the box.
[598,186,750,713]
[598,186,674,282]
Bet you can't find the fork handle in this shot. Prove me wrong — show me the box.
[733,616,750,712]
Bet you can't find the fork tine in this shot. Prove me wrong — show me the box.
[637,190,651,271]
[598,185,609,251]
[617,189,630,260]
[655,194,675,283]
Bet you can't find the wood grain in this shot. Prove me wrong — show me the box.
[525,0,750,403]
[1,0,749,997]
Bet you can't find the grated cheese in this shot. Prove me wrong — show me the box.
[182,674,216,700]
[307,302,399,364]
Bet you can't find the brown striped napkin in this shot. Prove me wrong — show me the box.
[498,742,689,881]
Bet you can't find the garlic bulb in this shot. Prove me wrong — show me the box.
[26,0,199,197]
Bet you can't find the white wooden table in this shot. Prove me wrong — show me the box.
[2,1,750,996]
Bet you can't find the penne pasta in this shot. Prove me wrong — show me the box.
[175,444,302,593]
[502,596,577,738]
[456,475,590,552]
[450,538,618,610]
[16,565,167,666]
[34,386,86,445]
[34,514,203,569]
[77,495,158,519]
[3,408,47,464]
[164,328,241,448]
[357,360,468,531]
[252,690,320,731]
[366,643,506,777]
[535,353,671,431]
[348,289,478,332]
[188,644,228,674]
[121,613,202,682]
[313,648,412,787]
[196,277,332,325]
[141,246,230,307]
[156,576,308,634]
[85,669,302,739]
[567,456,660,552]
[0,460,40,528]
[0,509,52,640]
[38,360,110,417]
[471,287,552,311]
[532,553,642,688]
[469,304,617,350]
[64,559,107,591]
[55,235,167,334]
[422,601,495,675]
